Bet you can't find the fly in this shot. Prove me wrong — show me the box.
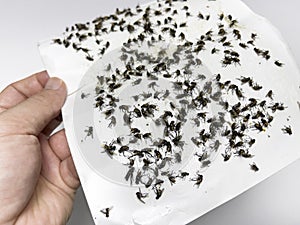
[282,125,292,135]
[275,60,284,67]
[136,188,148,204]
[100,207,113,218]
[84,126,93,139]
[191,172,203,187]
[250,163,259,172]
[266,90,274,100]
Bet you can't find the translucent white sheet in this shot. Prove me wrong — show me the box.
[39,0,300,224]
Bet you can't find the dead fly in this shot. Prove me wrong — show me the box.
[132,95,140,102]
[148,81,159,90]
[84,126,93,139]
[125,167,135,184]
[177,171,189,179]
[211,47,220,54]
[252,111,265,120]
[259,100,267,108]
[250,162,259,172]
[118,145,129,155]
[230,51,240,58]
[108,116,116,128]
[222,126,231,136]
[133,108,142,118]
[266,90,274,100]
[248,98,257,108]
[95,96,105,109]
[132,78,142,86]
[211,140,221,151]
[105,41,110,49]
[172,9,178,15]
[261,50,271,60]
[275,60,284,67]
[235,149,253,158]
[103,108,115,119]
[238,76,252,85]
[231,57,241,66]
[81,92,90,99]
[163,73,172,78]
[179,32,186,40]
[269,103,286,112]
[247,40,255,46]
[153,183,164,200]
[184,11,191,17]
[104,63,112,72]
[179,22,187,27]
[154,149,163,161]
[162,111,173,121]
[282,125,292,135]
[168,174,177,185]
[108,83,122,92]
[234,87,244,99]
[103,142,116,157]
[195,152,209,162]
[251,33,258,40]
[86,55,94,61]
[142,133,152,139]
[218,28,226,36]
[191,172,203,187]
[233,141,244,149]
[233,29,241,40]
[267,115,274,124]
[222,152,231,161]
[182,5,189,11]
[198,12,204,19]
[260,118,269,128]
[252,84,263,91]
[52,38,62,45]
[141,103,157,117]
[136,188,148,204]
[100,207,113,218]
[219,13,224,20]
[62,39,71,48]
[239,43,249,49]
[248,138,256,147]
[131,127,141,135]
[229,19,238,28]
[254,123,264,132]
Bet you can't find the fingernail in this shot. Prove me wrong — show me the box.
[45,77,63,90]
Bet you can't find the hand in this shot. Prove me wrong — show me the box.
[0,71,80,225]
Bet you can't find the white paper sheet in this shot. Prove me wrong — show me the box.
[39,0,300,224]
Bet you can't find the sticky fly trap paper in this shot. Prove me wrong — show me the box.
[39,0,300,224]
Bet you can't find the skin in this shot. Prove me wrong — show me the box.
[0,71,80,225]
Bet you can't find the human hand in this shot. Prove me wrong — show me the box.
[0,71,80,225]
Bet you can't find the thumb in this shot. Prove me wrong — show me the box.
[0,77,67,136]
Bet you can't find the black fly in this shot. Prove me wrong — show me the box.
[100,207,113,218]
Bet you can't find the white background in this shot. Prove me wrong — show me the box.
[1,1,300,224]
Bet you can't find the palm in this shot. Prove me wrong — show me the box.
[0,72,79,225]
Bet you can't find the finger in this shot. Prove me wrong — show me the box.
[49,129,71,161]
[0,71,49,113]
[48,130,80,190]
[0,77,67,136]
[60,156,80,190]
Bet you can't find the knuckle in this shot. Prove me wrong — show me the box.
[26,134,40,147]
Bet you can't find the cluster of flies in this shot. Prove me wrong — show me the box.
[53,0,293,217]
[211,74,290,166]
[94,46,205,203]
